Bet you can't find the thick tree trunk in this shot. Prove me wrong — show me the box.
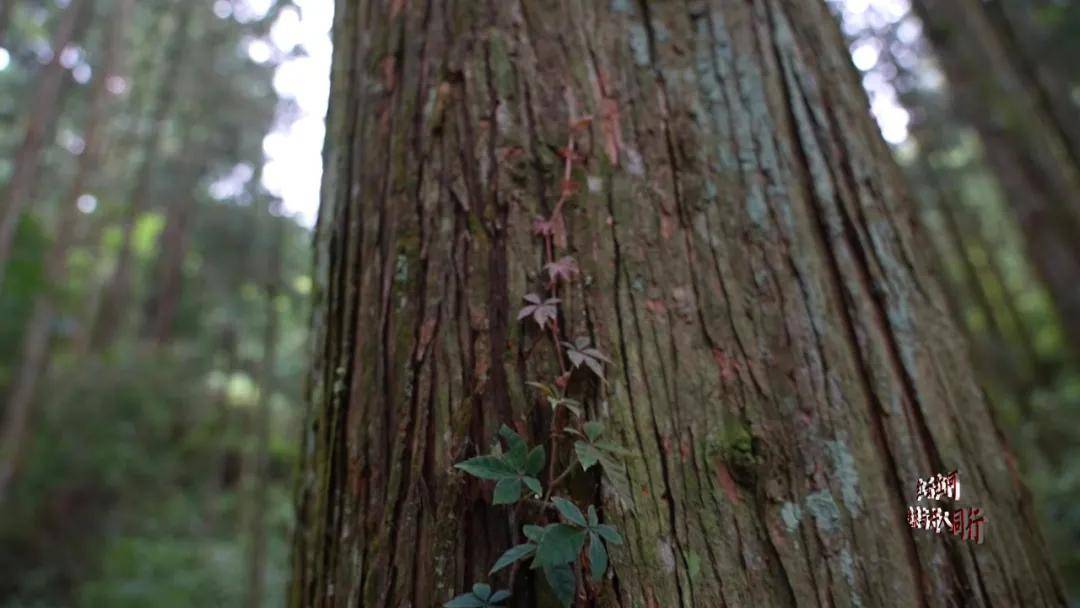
[0,0,93,294]
[910,0,1080,358]
[0,0,128,502]
[291,1,1064,606]
[89,2,192,350]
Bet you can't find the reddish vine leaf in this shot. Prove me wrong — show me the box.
[569,115,593,133]
[518,293,560,329]
[554,371,571,390]
[545,256,579,285]
[555,145,585,164]
[532,216,555,238]
[532,213,567,249]
[562,337,611,380]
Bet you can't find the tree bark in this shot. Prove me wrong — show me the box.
[910,0,1080,358]
[0,0,93,294]
[290,1,1065,606]
[0,0,128,502]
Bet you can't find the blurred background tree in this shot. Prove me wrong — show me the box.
[0,1,314,606]
[0,0,1078,605]
[832,0,1080,599]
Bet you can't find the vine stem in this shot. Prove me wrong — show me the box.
[545,459,577,501]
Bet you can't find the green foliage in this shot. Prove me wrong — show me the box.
[527,381,583,418]
[452,126,626,605]
[0,1,311,605]
[455,425,545,505]
[444,584,510,607]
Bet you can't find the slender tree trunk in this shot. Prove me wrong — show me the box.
[981,0,1080,167]
[910,0,1080,358]
[142,13,229,345]
[0,0,93,294]
[290,1,1065,606]
[0,0,15,48]
[246,206,283,608]
[141,159,199,345]
[89,1,192,350]
[0,0,128,502]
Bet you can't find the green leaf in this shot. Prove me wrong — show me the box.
[588,531,608,582]
[526,381,555,397]
[584,421,604,442]
[584,357,604,380]
[596,524,623,545]
[472,583,492,600]
[543,563,576,607]
[492,477,522,505]
[523,524,547,543]
[498,424,525,447]
[549,396,583,417]
[489,590,511,604]
[525,445,546,476]
[575,441,601,471]
[455,456,516,480]
[444,593,486,608]
[533,524,586,568]
[523,476,542,497]
[490,543,537,574]
[505,445,527,470]
[553,497,587,527]
[587,505,599,528]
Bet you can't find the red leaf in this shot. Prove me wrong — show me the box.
[569,115,593,132]
[554,372,571,390]
[545,256,579,284]
[532,216,555,237]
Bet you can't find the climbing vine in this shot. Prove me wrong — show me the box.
[446,113,629,607]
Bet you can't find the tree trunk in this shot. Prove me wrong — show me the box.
[89,1,192,350]
[0,0,15,48]
[982,0,1080,167]
[141,158,199,345]
[246,204,283,608]
[0,0,128,502]
[142,12,229,345]
[910,0,1080,358]
[290,1,1064,606]
[0,0,93,294]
